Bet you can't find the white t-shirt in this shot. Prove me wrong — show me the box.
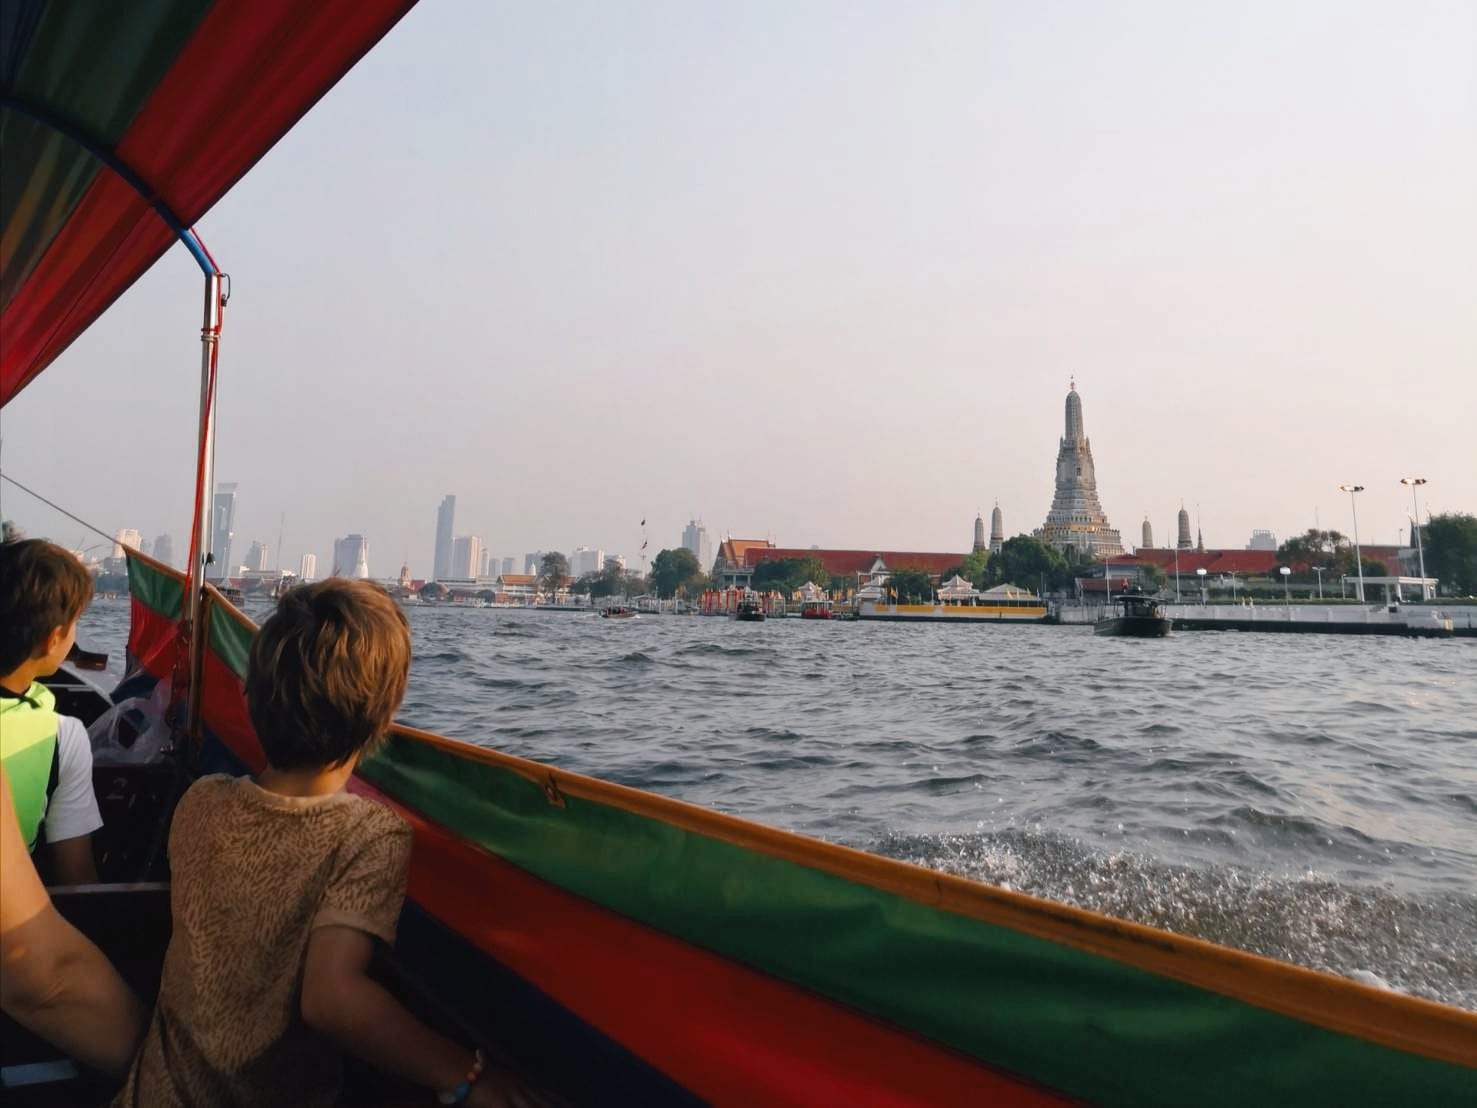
[45,714,103,843]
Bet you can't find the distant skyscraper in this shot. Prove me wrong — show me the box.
[1176,506,1193,550]
[524,552,545,575]
[245,540,269,572]
[1246,529,1277,551]
[332,534,369,579]
[449,535,482,579]
[299,553,317,581]
[112,528,142,558]
[569,546,605,577]
[209,482,237,578]
[151,533,174,567]
[479,548,492,577]
[1141,517,1154,550]
[1035,382,1122,557]
[681,519,712,571]
[990,503,1004,555]
[501,556,514,575]
[434,495,456,580]
[973,513,986,552]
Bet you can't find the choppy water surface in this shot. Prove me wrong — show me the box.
[81,601,1477,1009]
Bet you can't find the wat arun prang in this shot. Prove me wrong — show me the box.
[1034,380,1124,558]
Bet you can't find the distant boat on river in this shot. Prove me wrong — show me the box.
[1095,592,1173,637]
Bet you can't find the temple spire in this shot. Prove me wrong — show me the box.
[1037,381,1122,556]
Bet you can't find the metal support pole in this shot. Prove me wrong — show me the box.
[1403,477,1428,600]
[186,273,224,743]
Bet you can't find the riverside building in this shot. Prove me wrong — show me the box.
[1035,382,1123,558]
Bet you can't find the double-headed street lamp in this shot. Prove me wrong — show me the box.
[1338,484,1365,601]
[1400,477,1428,599]
[1279,565,1291,611]
[1196,565,1207,605]
[1311,565,1326,601]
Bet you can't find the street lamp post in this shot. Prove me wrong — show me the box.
[1196,566,1207,605]
[1400,477,1428,600]
[1311,565,1325,601]
[1280,565,1291,612]
[1338,484,1366,602]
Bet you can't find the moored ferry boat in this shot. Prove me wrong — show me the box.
[856,578,1048,623]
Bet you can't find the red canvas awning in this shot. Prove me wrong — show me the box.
[0,0,417,406]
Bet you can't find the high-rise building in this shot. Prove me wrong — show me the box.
[245,540,269,572]
[990,503,1004,555]
[973,513,986,552]
[479,548,493,578]
[299,553,317,581]
[569,546,605,578]
[151,533,174,568]
[112,528,142,558]
[1141,517,1154,550]
[501,556,514,575]
[1246,529,1277,551]
[1177,506,1192,550]
[1035,382,1123,557]
[434,495,456,581]
[209,482,237,578]
[332,534,369,579]
[681,520,712,572]
[524,552,546,575]
[449,535,482,579]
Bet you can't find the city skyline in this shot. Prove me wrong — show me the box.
[2,2,1471,575]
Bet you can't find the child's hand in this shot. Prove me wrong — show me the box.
[466,1065,565,1108]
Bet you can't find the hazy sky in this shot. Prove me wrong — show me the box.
[3,1,1473,576]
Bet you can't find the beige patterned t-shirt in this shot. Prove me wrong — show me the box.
[115,774,412,1107]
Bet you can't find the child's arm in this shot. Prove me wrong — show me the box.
[47,833,98,885]
[302,924,551,1107]
[45,717,101,884]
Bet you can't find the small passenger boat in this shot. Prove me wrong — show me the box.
[4,7,1475,1105]
[734,592,767,621]
[1095,591,1173,637]
[600,604,637,619]
[800,599,833,619]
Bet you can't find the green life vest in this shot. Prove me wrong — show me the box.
[0,681,59,850]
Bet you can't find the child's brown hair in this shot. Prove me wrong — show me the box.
[245,579,411,770]
[0,539,94,674]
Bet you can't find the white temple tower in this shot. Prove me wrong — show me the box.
[973,512,986,553]
[1177,505,1193,550]
[1141,517,1154,550]
[989,503,1004,554]
[1034,381,1123,557]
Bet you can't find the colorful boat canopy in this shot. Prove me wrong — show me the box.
[0,0,417,407]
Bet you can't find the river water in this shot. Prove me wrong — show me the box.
[79,599,1477,1011]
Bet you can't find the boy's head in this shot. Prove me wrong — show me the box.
[246,579,412,771]
[0,539,94,679]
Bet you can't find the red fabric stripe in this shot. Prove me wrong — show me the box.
[351,778,1067,1108]
[1,0,416,403]
[198,649,264,773]
[127,595,181,680]
[1,175,164,402]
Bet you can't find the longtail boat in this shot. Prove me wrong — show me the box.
[2,4,1474,1104]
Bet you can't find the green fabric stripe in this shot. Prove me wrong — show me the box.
[359,736,1474,1106]
[0,0,213,298]
[126,555,183,621]
[207,603,252,680]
